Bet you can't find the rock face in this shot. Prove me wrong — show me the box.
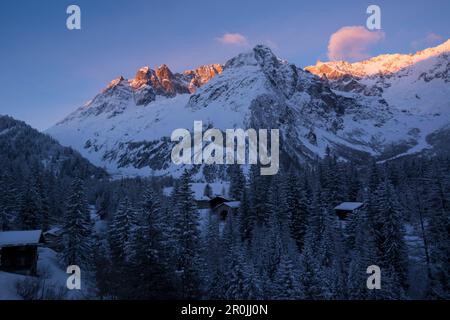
[127,63,223,105]
[63,63,223,118]
[48,40,450,177]
[184,64,223,92]
[306,39,450,78]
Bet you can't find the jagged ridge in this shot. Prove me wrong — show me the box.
[47,40,450,177]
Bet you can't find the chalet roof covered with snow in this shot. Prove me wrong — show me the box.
[44,227,63,236]
[334,202,364,211]
[0,230,45,247]
[214,201,241,210]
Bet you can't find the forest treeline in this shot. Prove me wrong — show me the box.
[2,140,448,299]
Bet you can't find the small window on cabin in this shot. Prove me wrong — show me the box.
[220,210,228,221]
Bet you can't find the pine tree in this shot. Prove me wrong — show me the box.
[320,213,348,299]
[238,185,252,240]
[248,165,271,226]
[0,175,8,231]
[107,196,136,298]
[108,197,135,264]
[347,207,379,300]
[285,172,309,251]
[303,189,326,252]
[264,177,297,286]
[203,183,213,198]
[299,189,333,299]
[203,214,225,299]
[18,182,41,230]
[373,179,409,293]
[272,252,303,299]
[424,168,450,299]
[249,225,273,298]
[224,243,262,299]
[32,168,51,230]
[59,178,92,269]
[299,246,331,300]
[0,176,7,230]
[0,173,18,230]
[228,165,246,200]
[320,147,344,206]
[96,191,110,220]
[368,160,380,193]
[172,170,203,299]
[93,238,113,300]
[345,163,361,202]
[0,210,5,231]
[128,187,176,299]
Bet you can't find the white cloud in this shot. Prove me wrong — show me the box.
[327,26,385,61]
[216,33,249,46]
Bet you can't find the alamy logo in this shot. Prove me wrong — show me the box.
[366,5,381,30]
[66,265,81,290]
[366,265,381,290]
[171,121,279,175]
[66,5,81,30]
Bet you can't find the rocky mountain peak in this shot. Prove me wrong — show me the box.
[183,64,223,92]
[101,76,127,93]
[224,44,281,69]
[253,44,281,68]
[306,38,450,80]
[48,40,450,176]
[156,64,174,81]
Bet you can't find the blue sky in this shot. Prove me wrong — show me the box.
[0,0,449,130]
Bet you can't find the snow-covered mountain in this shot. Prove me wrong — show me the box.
[47,40,450,176]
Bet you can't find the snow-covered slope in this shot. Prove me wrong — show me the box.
[0,247,89,300]
[47,41,450,176]
[305,39,450,115]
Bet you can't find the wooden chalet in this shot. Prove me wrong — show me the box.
[194,194,241,221]
[334,202,364,220]
[212,201,241,220]
[43,227,63,252]
[0,230,45,276]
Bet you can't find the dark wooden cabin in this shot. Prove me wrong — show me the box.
[43,227,63,252]
[195,196,212,209]
[0,230,45,276]
[334,202,364,220]
[195,196,231,210]
[212,201,241,220]
[209,196,231,209]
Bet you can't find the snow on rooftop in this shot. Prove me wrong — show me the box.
[223,201,241,208]
[214,201,241,209]
[44,227,62,236]
[0,230,44,247]
[334,202,364,211]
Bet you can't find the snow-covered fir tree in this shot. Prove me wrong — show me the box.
[228,165,246,200]
[373,179,409,296]
[59,178,92,269]
[424,166,450,299]
[18,183,41,230]
[171,170,203,299]
[127,186,176,299]
[108,196,135,264]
